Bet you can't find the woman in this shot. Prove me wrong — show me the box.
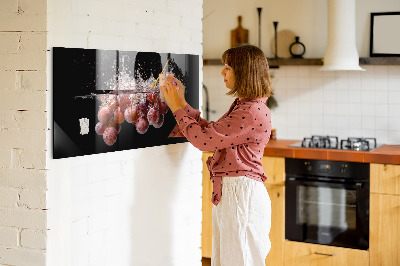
[161,44,273,266]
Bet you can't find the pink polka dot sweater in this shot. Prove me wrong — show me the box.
[169,97,272,206]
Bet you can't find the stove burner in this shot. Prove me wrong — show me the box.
[301,135,339,149]
[340,137,377,151]
[295,136,379,151]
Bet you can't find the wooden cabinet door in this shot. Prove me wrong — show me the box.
[370,163,400,195]
[370,193,400,266]
[264,184,284,266]
[284,241,369,266]
[202,152,213,258]
[262,156,285,186]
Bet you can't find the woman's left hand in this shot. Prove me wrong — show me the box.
[160,77,185,113]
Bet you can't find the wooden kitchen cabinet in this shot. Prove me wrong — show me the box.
[370,163,400,195]
[262,156,285,266]
[202,152,213,258]
[284,241,369,266]
[370,163,400,266]
[264,184,285,266]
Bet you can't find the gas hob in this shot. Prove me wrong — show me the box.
[289,135,383,151]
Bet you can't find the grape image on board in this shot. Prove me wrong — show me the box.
[53,47,199,159]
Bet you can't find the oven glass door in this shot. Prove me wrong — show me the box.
[286,179,369,250]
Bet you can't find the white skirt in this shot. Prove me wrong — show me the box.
[211,176,271,266]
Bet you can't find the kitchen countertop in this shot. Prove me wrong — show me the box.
[263,139,400,165]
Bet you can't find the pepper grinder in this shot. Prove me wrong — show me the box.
[273,21,279,58]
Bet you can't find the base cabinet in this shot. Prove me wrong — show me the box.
[264,185,284,266]
[370,163,400,266]
[284,241,369,266]
[370,193,400,266]
[202,152,213,258]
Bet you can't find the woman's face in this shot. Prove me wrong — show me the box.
[220,64,235,89]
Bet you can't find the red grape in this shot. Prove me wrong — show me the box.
[159,101,169,115]
[137,99,148,117]
[152,114,164,128]
[146,92,158,105]
[110,122,121,134]
[98,106,112,123]
[103,127,118,146]
[117,94,131,112]
[114,107,125,124]
[124,105,138,124]
[95,122,106,135]
[136,117,149,134]
[147,107,160,125]
[108,95,117,110]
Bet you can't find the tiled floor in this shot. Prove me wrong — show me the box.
[202,257,211,266]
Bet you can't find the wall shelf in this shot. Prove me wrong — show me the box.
[359,57,400,65]
[203,57,400,67]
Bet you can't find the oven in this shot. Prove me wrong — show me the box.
[285,158,370,250]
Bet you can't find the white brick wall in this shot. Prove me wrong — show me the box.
[0,0,48,265]
[2,0,203,265]
[46,1,203,266]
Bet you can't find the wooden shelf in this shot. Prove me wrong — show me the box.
[203,57,400,67]
[359,57,400,65]
[203,58,323,67]
[268,58,323,67]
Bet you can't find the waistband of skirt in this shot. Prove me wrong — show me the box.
[222,176,253,184]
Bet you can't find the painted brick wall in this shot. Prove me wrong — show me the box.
[46,1,203,266]
[0,0,48,265]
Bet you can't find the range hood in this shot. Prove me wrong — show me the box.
[320,0,365,71]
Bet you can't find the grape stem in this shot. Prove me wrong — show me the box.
[151,58,170,88]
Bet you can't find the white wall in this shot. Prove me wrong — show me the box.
[204,64,400,145]
[203,0,400,145]
[203,0,400,58]
[0,0,48,265]
[46,1,203,266]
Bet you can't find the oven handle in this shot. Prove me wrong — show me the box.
[286,177,364,189]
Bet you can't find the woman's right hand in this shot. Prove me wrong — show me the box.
[167,75,187,108]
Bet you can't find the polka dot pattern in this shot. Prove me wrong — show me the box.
[169,97,272,206]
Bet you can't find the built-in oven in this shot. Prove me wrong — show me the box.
[285,158,369,250]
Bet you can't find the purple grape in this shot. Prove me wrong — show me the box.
[95,122,106,135]
[117,94,131,112]
[98,106,112,123]
[136,117,149,134]
[137,99,148,117]
[124,105,138,124]
[152,114,164,128]
[114,107,125,124]
[103,127,118,146]
[159,101,169,115]
[147,107,160,125]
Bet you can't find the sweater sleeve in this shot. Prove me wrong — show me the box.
[169,104,211,137]
[172,106,256,152]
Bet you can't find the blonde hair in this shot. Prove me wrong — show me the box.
[221,44,273,99]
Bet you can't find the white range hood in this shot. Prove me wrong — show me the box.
[320,0,365,71]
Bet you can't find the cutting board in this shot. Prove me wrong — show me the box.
[231,16,249,48]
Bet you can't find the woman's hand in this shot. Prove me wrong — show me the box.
[160,76,186,113]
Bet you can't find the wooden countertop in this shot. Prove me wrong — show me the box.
[263,139,400,165]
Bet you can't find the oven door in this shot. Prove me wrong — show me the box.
[285,177,369,250]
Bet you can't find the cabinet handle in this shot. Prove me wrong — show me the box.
[314,252,335,257]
